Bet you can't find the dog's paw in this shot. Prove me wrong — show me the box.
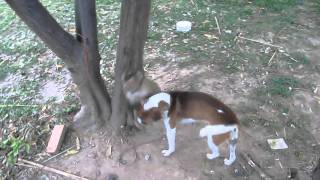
[161,149,174,156]
[206,153,220,160]
[224,158,235,165]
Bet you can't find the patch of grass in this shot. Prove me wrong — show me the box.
[0,4,17,33]
[264,75,299,97]
[253,0,304,11]
[289,52,310,66]
[0,78,41,124]
[1,137,30,165]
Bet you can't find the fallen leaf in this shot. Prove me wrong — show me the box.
[76,137,81,150]
[68,28,76,33]
[106,145,112,158]
[204,34,219,40]
[55,64,63,71]
[65,149,79,156]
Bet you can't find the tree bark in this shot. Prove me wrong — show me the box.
[72,0,112,131]
[6,0,112,133]
[110,0,151,132]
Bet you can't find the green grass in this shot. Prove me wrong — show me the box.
[264,75,299,97]
[253,0,304,11]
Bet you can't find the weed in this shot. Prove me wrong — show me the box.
[264,75,299,97]
[253,0,303,11]
[288,52,310,66]
[1,137,30,165]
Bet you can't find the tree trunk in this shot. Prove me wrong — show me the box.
[71,0,112,132]
[110,0,151,132]
[6,0,112,133]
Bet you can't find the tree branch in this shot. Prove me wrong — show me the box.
[76,0,100,70]
[75,0,82,42]
[5,0,79,63]
[111,0,151,130]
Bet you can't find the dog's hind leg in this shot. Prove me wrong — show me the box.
[224,126,238,165]
[162,116,176,156]
[206,135,220,159]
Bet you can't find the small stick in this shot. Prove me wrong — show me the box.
[236,35,283,49]
[214,17,221,35]
[268,51,277,66]
[16,162,35,169]
[190,0,195,5]
[0,104,39,108]
[289,56,298,62]
[42,146,74,163]
[17,158,89,180]
[0,60,6,66]
[241,153,272,180]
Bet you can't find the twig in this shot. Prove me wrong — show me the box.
[268,51,277,66]
[16,162,35,169]
[190,0,195,5]
[0,104,39,108]
[235,34,283,49]
[240,153,272,180]
[42,146,75,163]
[214,16,221,35]
[0,60,6,66]
[17,158,89,180]
[288,56,298,62]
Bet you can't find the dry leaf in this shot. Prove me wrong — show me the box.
[65,149,79,156]
[41,105,47,112]
[55,64,63,71]
[76,137,81,150]
[68,28,76,33]
[106,145,112,158]
[204,34,218,40]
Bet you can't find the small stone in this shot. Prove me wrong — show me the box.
[144,154,151,161]
[38,175,49,180]
[224,30,232,34]
[107,173,118,180]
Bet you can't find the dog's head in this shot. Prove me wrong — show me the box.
[136,100,170,125]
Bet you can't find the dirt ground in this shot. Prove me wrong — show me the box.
[18,50,320,180]
[2,1,320,180]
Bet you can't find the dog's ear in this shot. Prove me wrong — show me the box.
[158,101,170,112]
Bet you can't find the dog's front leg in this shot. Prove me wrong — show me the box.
[162,116,176,156]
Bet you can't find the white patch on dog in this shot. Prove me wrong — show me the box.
[199,124,238,137]
[224,143,236,165]
[206,135,220,159]
[199,124,238,165]
[144,92,171,110]
[180,118,196,124]
[137,117,142,124]
[217,109,224,113]
[162,116,176,156]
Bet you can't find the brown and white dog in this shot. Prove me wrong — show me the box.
[137,91,239,165]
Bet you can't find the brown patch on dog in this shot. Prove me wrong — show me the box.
[167,91,239,126]
[213,133,230,145]
[137,107,162,124]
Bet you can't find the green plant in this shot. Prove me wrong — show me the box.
[253,0,303,11]
[1,137,30,165]
[266,75,299,97]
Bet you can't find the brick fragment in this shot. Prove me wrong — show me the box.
[46,125,67,154]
